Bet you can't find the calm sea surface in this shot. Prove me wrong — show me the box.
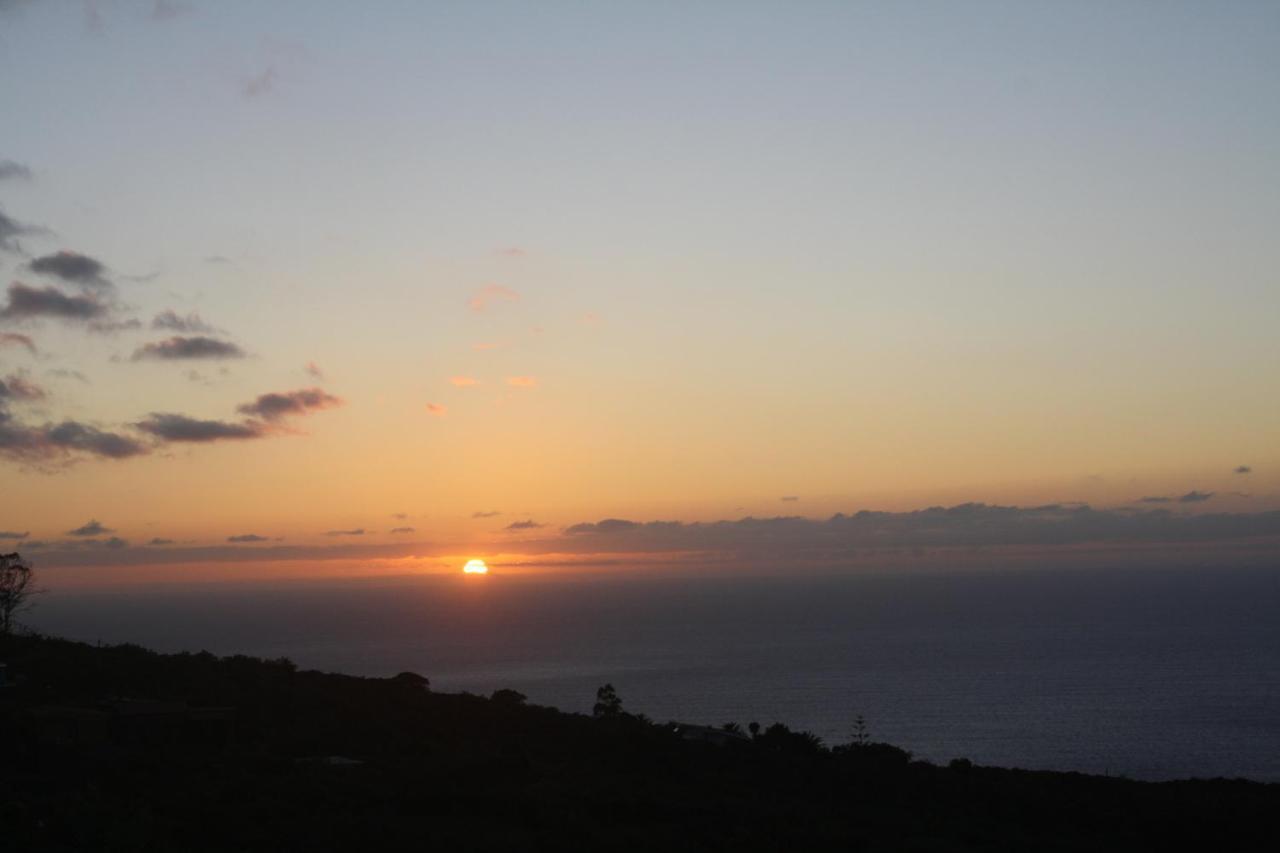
[27,565,1280,782]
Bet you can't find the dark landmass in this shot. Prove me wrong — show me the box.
[1,634,1276,852]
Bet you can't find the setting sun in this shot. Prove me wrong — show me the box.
[463,559,489,575]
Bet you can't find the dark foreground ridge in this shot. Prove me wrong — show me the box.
[1,635,1276,852]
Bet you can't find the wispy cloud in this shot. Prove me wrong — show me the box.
[326,528,365,537]
[0,529,29,540]
[468,284,520,313]
[227,533,269,543]
[0,283,107,321]
[449,376,479,387]
[425,402,447,417]
[68,519,112,537]
[0,373,46,402]
[152,310,219,334]
[150,0,189,21]
[132,336,245,360]
[305,361,325,381]
[506,376,537,388]
[135,413,264,442]
[242,66,277,98]
[0,417,148,464]
[505,519,546,531]
[472,510,501,518]
[1179,491,1214,503]
[236,388,342,421]
[0,210,46,254]
[390,526,415,534]
[1235,465,1252,475]
[29,251,112,291]
[0,160,33,182]
[0,332,36,354]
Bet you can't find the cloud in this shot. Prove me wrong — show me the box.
[449,376,479,387]
[506,376,537,388]
[243,66,277,98]
[305,361,324,381]
[565,518,640,535]
[0,209,44,253]
[152,310,218,334]
[390,527,415,534]
[504,519,546,531]
[326,528,365,536]
[227,533,268,543]
[425,402,447,417]
[148,537,175,545]
[1179,491,1214,503]
[1235,466,1252,475]
[0,283,107,321]
[0,416,149,464]
[135,413,264,443]
[29,251,112,290]
[131,336,245,360]
[87,318,143,335]
[0,332,36,354]
[0,373,46,402]
[150,0,189,21]
[236,387,342,421]
[391,512,408,520]
[1137,496,1171,504]
[47,368,89,383]
[468,284,520,312]
[780,496,799,502]
[68,519,112,537]
[557,503,1280,567]
[0,160,32,181]
[472,510,501,518]
[0,530,28,539]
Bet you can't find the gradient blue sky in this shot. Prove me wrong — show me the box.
[1,1,1277,581]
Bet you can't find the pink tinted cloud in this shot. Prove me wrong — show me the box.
[450,376,479,387]
[467,284,520,313]
[305,361,325,381]
[506,376,537,389]
[425,403,448,417]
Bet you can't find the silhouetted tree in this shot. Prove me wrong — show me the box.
[850,714,869,747]
[0,552,37,636]
[748,721,761,738]
[593,683,622,717]
[491,688,527,705]
[722,722,742,734]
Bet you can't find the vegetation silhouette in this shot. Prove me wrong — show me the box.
[0,552,38,638]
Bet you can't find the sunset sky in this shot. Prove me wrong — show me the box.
[1,1,1277,584]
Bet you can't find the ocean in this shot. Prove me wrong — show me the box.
[25,564,1280,782]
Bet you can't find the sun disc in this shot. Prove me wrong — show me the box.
[463,559,489,574]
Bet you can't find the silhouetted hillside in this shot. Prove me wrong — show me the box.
[1,634,1276,851]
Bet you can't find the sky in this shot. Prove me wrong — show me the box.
[1,1,1277,585]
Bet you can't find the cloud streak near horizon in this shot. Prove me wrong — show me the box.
[16,502,1280,573]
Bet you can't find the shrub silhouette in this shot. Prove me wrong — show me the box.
[593,683,622,717]
[0,552,37,637]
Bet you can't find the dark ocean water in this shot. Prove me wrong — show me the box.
[26,565,1280,782]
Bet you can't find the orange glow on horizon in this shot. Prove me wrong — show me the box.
[463,559,489,574]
